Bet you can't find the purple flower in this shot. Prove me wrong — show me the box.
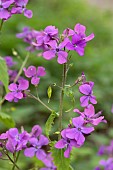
[24,135,49,160]
[0,0,14,20]
[66,116,94,146]
[5,79,29,102]
[79,81,97,107]
[43,39,69,64]
[4,56,16,68]
[6,128,29,153]
[99,158,113,170]
[66,23,94,56]
[55,129,80,158]
[30,125,42,138]
[11,0,33,18]
[36,25,58,45]
[40,153,56,170]
[24,66,46,85]
[74,104,106,125]
[94,167,101,170]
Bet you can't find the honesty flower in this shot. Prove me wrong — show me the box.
[66,116,94,146]
[24,135,49,160]
[55,129,80,158]
[41,153,56,170]
[5,79,29,102]
[74,104,106,125]
[4,56,16,68]
[43,39,69,64]
[6,128,29,153]
[66,23,94,56]
[24,66,46,85]
[0,0,14,19]
[79,81,97,107]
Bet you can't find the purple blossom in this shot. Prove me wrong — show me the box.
[99,158,113,170]
[43,39,69,64]
[79,81,97,107]
[30,125,42,138]
[6,128,30,153]
[0,0,14,20]
[4,56,16,68]
[5,79,29,102]
[11,0,33,18]
[74,104,106,125]
[40,153,56,170]
[66,116,94,146]
[66,23,94,56]
[55,129,80,158]
[24,135,49,160]
[24,66,46,85]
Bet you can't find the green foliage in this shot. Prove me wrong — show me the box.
[0,112,15,128]
[0,57,9,93]
[45,111,56,138]
[51,142,70,170]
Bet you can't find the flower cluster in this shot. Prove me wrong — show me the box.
[0,0,33,20]
[55,76,106,158]
[0,125,56,169]
[17,23,94,64]
[95,140,113,170]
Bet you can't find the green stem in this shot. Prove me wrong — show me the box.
[28,93,53,112]
[14,52,30,83]
[58,63,67,139]
[0,19,4,32]
[12,151,20,170]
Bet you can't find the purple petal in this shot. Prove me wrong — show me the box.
[84,104,95,117]
[72,34,81,44]
[24,9,33,18]
[75,46,84,56]
[82,127,94,134]
[66,42,74,51]
[18,79,29,90]
[14,92,23,99]
[47,40,57,49]
[36,149,46,160]
[57,51,68,64]
[74,131,85,146]
[24,147,36,157]
[59,38,70,49]
[84,33,95,42]
[65,128,75,139]
[5,92,14,102]
[43,50,56,60]
[74,23,86,37]
[0,8,11,20]
[72,116,84,127]
[37,67,46,77]
[79,84,91,95]
[64,145,72,158]
[31,125,42,137]
[8,128,19,138]
[6,140,15,153]
[29,137,38,146]
[38,135,49,146]
[90,95,97,104]
[8,83,18,91]
[92,117,105,126]
[80,96,89,107]
[55,139,66,149]
[23,66,36,78]
[31,77,40,85]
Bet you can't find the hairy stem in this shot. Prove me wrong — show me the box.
[28,92,53,112]
[0,19,4,32]
[12,151,20,170]
[14,52,30,83]
[58,63,67,139]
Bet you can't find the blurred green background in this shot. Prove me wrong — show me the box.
[0,0,113,169]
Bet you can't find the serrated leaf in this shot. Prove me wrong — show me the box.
[50,142,70,170]
[45,111,56,138]
[0,112,15,128]
[0,57,9,93]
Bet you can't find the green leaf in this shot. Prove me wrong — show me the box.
[0,112,15,128]
[50,142,70,170]
[45,111,56,138]
[0,57,9,93]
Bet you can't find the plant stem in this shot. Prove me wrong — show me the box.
[0,19,4,32]
[58,63,67,139]
[12,151,20,170]
[28,93,53,112]
[14,52,30,83]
